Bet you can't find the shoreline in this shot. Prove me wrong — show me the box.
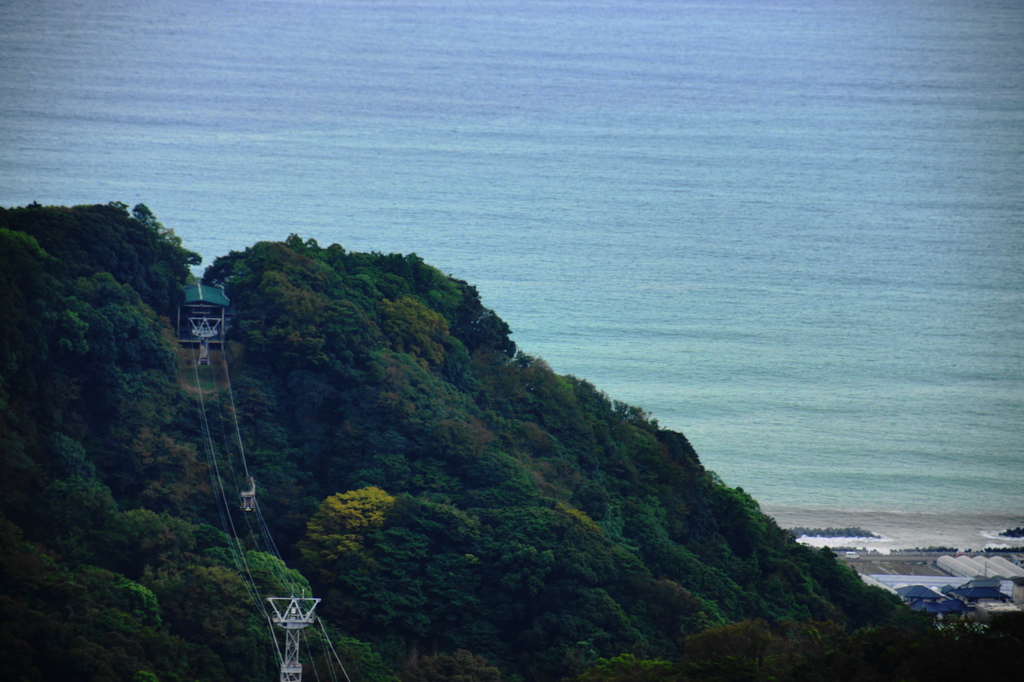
[763,506,1023,555]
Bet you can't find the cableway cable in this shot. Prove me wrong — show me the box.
[212,353,300,595]
[189,344,281,661]
[189,339,338,679]
[317,617,353,682]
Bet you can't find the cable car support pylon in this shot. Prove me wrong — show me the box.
[268,596,321,682]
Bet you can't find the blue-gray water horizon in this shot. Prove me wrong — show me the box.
[2,0,1021,550]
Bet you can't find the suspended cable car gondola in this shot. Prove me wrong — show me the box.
[241,476,256,512]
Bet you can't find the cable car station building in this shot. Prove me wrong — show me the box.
[178,284,231,359]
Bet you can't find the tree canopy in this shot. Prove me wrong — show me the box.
[2,204,1001,682]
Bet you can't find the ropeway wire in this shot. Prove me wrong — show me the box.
[189,346,281,662]
[305,635,325,682]
[191,341,343,679]
[220,350,250,479]
[209,380,296,595]
[213,354,301,595]
[203,359,288,607]
[192,350,270,614]
[194,357,283,666]
[317,617,354,682]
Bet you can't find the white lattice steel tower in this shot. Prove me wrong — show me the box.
[267,596,321,682]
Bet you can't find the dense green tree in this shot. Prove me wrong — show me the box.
[400,648,503,682]
[573,654,676,682]
[379,295,451,368]
[319,636,401,682]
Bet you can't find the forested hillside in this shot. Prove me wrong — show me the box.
[2,203,1018,682]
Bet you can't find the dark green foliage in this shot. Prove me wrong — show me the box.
[573,654,676,682]
[571,616,1024,681]
[1,207,984,682]
[400,649,504,682]
[0,509,282,682]
[324,636,401,682]
[0,204,279,681]
[1,202,198,316]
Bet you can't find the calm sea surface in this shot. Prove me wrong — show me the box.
[2,0,1022,550]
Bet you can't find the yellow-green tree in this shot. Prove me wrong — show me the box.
[299,486,396,581]
[378,296,450,368]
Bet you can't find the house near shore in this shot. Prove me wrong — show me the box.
[938,580,1019,622]
[1014,577,1024,604]
[868,563,1024,622]
[895,585,966,620]
[911,599,968,618]
[896,585,944,603]
[942,580,1010,605]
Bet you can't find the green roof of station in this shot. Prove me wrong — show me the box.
[183,284,230,307]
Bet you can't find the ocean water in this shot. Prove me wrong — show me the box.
[2,0,1022,550]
